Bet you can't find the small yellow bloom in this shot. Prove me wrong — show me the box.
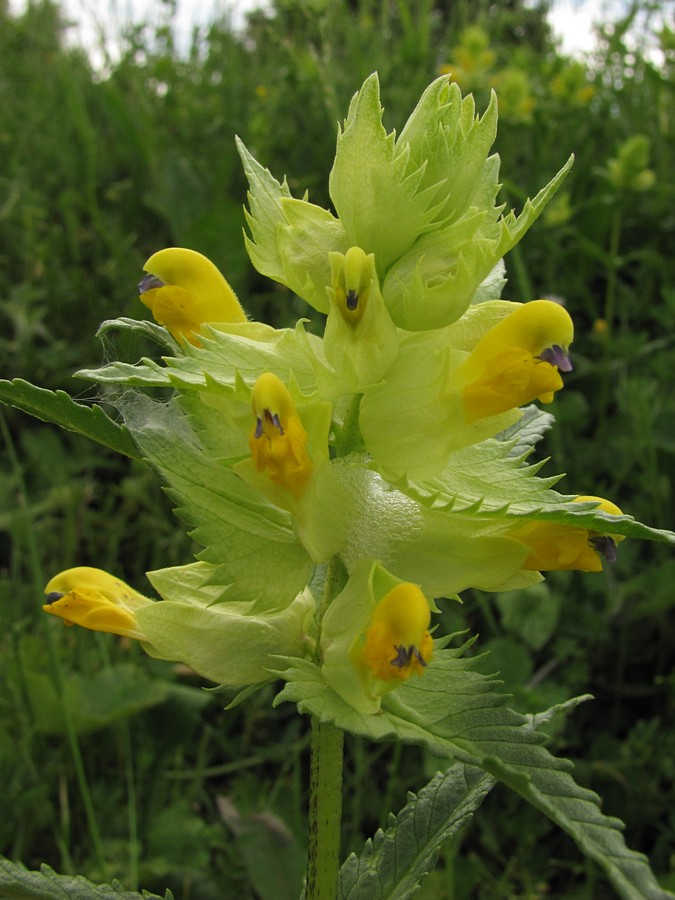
[248,373,313,500]
[511,496,624,573]
[43,567,151,640]
[358,583,433,682]
[331,246,372,327]
[459,299,574,422]
[139,247,246,345]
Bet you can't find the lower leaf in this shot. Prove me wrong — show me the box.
[338,763,495,900]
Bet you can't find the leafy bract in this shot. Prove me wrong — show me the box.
[0,378,140,460]
[397,79,499,226]
[78,319,327,396]
[329,74,441,273]
[119,392,313,611]
[237,138,348,312]
[409,436,675,544]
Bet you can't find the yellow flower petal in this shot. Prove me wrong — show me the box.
[139,247,246,345]
[248,372,313,500]
[43,567,151,640]
[459,300,574,422]
[511,496,624,573]
[359,583,433,682]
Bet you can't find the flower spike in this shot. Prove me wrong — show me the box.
[249,372,313,500]
[139,247,246,345]
[459,299,574,422]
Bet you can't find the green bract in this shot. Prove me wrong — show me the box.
[241,73,573,330]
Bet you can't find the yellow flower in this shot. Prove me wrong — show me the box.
[357,583,433,682]
[331,246,372,327]
[43,567,151,640]
[511,496,624,573]
[459,299,574,423]
[138,247,246,345]
[248,372,313,500]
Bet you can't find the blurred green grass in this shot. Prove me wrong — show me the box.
[1,0,673,896]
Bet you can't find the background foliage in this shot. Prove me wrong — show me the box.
[1,0,673,896]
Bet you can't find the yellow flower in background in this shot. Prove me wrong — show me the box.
[490,68,535,124]
[438,25,496,92]
[357,583,433,683]
[43,567,151,640]
[249,372,313,500]
[139,246,246,344]
[550,62,596,107]
[459,299,574,423]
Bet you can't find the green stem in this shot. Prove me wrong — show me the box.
[306,718,344,900]
[306,556,346,899]
[334,393,363,457]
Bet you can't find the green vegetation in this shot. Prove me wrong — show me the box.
[1,1,673,897]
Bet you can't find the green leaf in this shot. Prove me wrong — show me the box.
[96,317,180,351]
[122,393,313,611]
[277,651,675,900]
[410,435,675,545]
[338,763,495,900]
[277,198,349,312]
[237,136,294,286]
[397,80,499,227]
[329,73,440,274]
[496,154,574,257]
[0,856,172,899]
[496,403,555,457]
[0,379,141,460]
[80,321,325,398]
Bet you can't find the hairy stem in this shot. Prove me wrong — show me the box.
[306,718,345,899]
[306,556,346,899]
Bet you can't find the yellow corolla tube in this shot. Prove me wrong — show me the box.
[358,583,433,682]
[43,567,151,640]
[511,496,625,573]
[139,247,246,345]
[459,299,574,423]
[248,372,313,500]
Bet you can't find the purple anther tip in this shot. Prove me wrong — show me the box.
[590,535,618,564]
[539,345,573,372]
[138,273,165,294]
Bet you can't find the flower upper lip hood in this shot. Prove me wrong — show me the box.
[43,567,152,641]
[458,299,574,422]
[139,246,247,344]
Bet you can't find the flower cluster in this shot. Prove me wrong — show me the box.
[43,75,664,719]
